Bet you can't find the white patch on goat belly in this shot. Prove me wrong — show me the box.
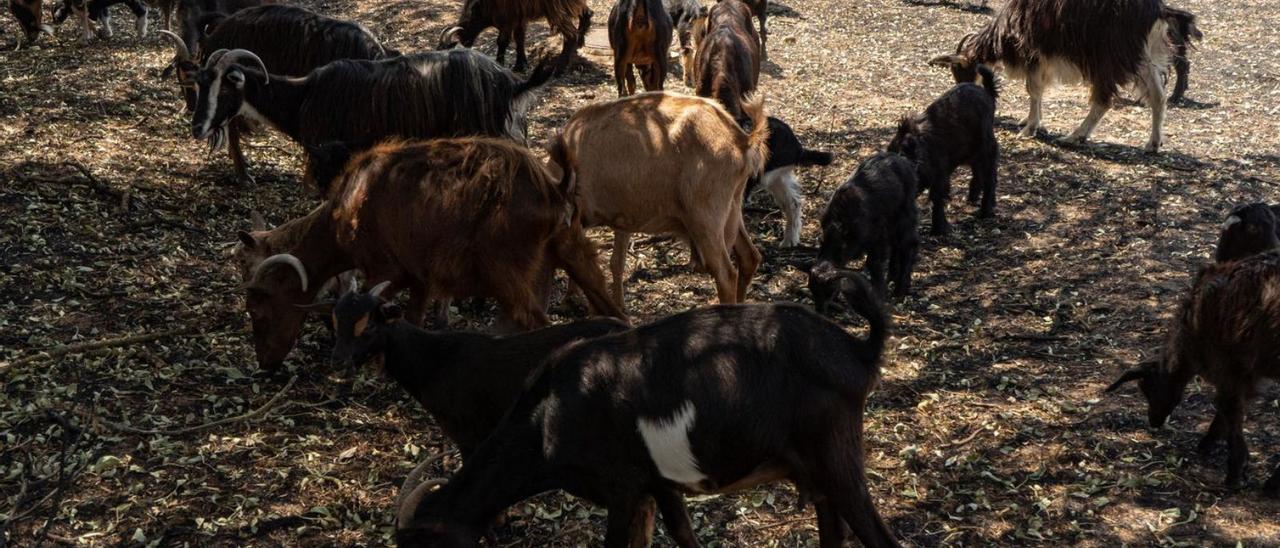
[637,401,708,488]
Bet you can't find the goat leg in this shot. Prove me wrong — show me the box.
[1219,395,1248,488]
[974,150,997,218]
[1197,411,1226,456]
[1265,464,1280,498]
[602,496,652,548]
[1169,48,1190,103]
[514,24,529,72]
[495,28,511,66]
[653,488,698,548]
[1062,86,1110,146]
[929,183,950,236]
[228,121,255,185]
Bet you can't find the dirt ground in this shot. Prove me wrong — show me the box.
[2,0,1279,545]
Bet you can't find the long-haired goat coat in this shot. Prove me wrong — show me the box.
[933,0,1197,153]
[549,91,769,310]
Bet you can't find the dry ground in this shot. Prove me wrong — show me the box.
[2,0,1279,545]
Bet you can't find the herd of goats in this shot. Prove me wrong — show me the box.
[8,0,1280,545]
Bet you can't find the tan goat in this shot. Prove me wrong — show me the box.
[549,91,769,309]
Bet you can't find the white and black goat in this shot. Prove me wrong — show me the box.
[394,278,900,548]
[184,48,550,188]
[809,152,920,307]
[159,4,392,183]
[1215,203,1280,263]
[888,65,998,236]
[931,0,1197,153]
[745,116,833,247]
[52,0,149,43]
[1107,250,1280,494]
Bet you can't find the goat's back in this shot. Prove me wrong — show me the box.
[203,5,387,77]
[1178,251,1280,383]
[693,0,759,118]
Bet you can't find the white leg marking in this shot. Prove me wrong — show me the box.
[764,167,803,247]
[1140,22,1170,153]
[1063,96,1108,144]
[1020,68,1045,138]
[637,401,707,487]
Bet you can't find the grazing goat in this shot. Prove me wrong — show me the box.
[1215,203,1280,263]
[549,91,769,310]
[931,0,1197,153]
[158,4,392,183]
[234,138,623,369]
[809,152,920,307]
[692,0,760,124]
[172,0,271,54]
[665,0,707,84]
[1165,8,1202,104]
[889,64,999,235]
[1107,250,1280,494]
[184,48,549,187]
[608,0,673,96]
[438,0,589,74]
[52,0,149,43]
[8,0,55,45]
[747,116,833,247]
[396,282,899,547]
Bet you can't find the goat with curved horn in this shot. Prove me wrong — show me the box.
[251,254,308,291]
[368,280,393,299]
[210,48,271,83]
[395,452,449,526]
[438,26,463,47]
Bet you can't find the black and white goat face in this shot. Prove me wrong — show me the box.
[189,49,269,146]
[330,283,400,369]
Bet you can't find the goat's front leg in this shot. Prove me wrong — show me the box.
[815,502,845,548]
[610,230,632,310]
[1137,61,1167,153]
[928,179,951,236]
[228,120,254,185]
[1197,411,1226,455]
[764,167,803,247]
[653,488,698,548]
[1019,66,1045,138]
[76,7,95,43]
[1062,86,1111,146]
[1218,394,1248,488]
[973,146,997,218]
[513,23,529,72]
[1169,46,1191,103]
[603,496,654,548]
[495,28,511,66]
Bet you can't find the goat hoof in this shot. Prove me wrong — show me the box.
[1224,473,1246,491]
[1059,134,1086,146]
[1144,139,1163,154]
[1017,126,1037,139]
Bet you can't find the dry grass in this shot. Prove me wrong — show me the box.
[2,0,1279,545]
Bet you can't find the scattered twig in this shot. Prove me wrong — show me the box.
[942,428,986,448]
[5,327,195,369]
[752,515,814,531]
[89,376,298,436]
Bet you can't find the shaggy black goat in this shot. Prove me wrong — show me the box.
[932,0,1197,152]
[888,64,998,236]
[172,0,272,54]
[1215,203,1280,263]
[159,4,392,183]
[809,152,919,307]
[184,48,550,188]
[53,0,149,43]
[608,0,673,95]
[1107,250,1280,494]
[746,116,833,247]
[396,283,900,547]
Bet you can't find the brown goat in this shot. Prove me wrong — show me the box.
[234,138,625,370]
[549,92,769,311]
[607,0,673,96]
[692,0,760,124]
[439,0,589,74]
[1107,250,1280,495]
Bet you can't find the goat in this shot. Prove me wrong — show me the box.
[1106,250,1280,494]
[809,152,920,307]
[7,0,55,46]
[608,0,673,96]
[746,116,833,247]
[1214,203,1280,263]
[549,91,769,311]
[692,0,760,124]
[395,277,899,548]
[158,4,392,183]
[234,137,624,370]
[438,0,589,74]
[888,63,999,236]
[1165,7,1202,104]
[488,7,593,73]
[171,0,271,54]
[665,0,708,83]
[182,48,550,187]
[52,0,149,43]
[931,0,1197,153]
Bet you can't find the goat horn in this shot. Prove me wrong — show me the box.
[439,26,463,46]
[396,478,448,528]
[40,24,56,36]
[205,48,229,69]
[927,54,961,67]
[369,281,393,299]
[251,253,309,292]
[157,30,190,62]
[1104,368,1146,393]
[395,452,449,525]
[1222,215,1242,229]
[212,49,270,84]
[315,276,340,300]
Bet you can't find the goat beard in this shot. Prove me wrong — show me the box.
[206,125,229,154]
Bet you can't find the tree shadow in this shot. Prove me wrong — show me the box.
[902,0,994,15]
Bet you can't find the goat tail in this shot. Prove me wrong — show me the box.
[975,64,999,100]
[1161,6,1202,44]
[739,94,770,175]
[840,271,889,368]
[797,149,834,167]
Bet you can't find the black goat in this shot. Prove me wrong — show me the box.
[159,4,392,183]
[746,116,833,247]
[438,0,589,74]
[889,64,998,236]
[1107,250,1280,494]
[1165,6,1202,104]
[184,48,550,189]
[172,0,272,54]
[932,0,1197,153]
[608,0,673,96]
[395,284,900,547]
[52,0,148,43]
[1215,203,1280,263]
[810,152,919,307]
[666,0,706,64]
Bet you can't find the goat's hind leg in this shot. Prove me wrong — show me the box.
[1019,65,1045,138]
[554,228,628,320]
[1197,411,1226,456]
[1137,60,1167,153]
[1217,393,1249,488]
[1062,85,1111,145]
[764,167,804,247]
[810,418,899,548]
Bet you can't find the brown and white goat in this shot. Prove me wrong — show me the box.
[692,0,760,124]
[608,0,673,96]
[549,92,769,311]
[931,0,1197,153]
[1107,250,1280,494]
[184,48,549,187]
[395,277,900,548]
[234,138,624,370]
[159,4,392,183]
[438,0,589,74]
[8,0,55,45]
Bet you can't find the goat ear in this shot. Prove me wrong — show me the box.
[237,231,256,248]
[1104,368,1147,393]
[378,302,403,323]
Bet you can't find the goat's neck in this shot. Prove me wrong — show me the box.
[241,73,309,142]
[266,204,354,299]
[380,325,480,448]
